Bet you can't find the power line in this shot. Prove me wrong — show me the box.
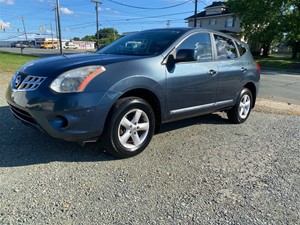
[108,0,192,10]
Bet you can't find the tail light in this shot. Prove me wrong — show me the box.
[256,63,261,74]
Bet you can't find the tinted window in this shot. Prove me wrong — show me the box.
[177,33,212,61]
[214,35,238,59]
[236,41,247,56]
[98,30,185,56]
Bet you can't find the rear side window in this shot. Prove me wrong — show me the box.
[214,35,238,60]
[236,41,247,56]
[177,33,212,61]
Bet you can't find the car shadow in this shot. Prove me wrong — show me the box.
[0,106,116,167]
[160,113,228,134]
[0,106,229,167]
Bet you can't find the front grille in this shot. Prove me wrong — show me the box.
[16,75,46,91]
[9,104,37,125]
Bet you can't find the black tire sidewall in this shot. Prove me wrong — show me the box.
[107,98,155,158]
[228,88,253,124]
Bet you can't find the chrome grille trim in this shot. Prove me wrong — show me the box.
[16,75,46,91]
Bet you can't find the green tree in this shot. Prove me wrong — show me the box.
[227,0,300,58]
[81,35,96,42]
[96,28,120,45]
[283,1,300,59]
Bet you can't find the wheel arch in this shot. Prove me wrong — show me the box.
[244,82,257,108]
[118,88,162,133]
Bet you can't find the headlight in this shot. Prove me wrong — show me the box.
[50,65,106,93]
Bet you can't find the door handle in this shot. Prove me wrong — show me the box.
[208,69,217,76]
[241,67,247,72]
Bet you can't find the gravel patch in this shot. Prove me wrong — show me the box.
[255,98,300,116]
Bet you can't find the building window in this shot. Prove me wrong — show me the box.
[209,19,216,26]
[225,17,235,27]
[197,21,202,27]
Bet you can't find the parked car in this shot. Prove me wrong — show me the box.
[64,42,78,49]
[10,42,17,48]
[15,42,29,48]
[14,41,35,48]
[6,28,260,158]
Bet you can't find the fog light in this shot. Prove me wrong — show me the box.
[49,116,68,129]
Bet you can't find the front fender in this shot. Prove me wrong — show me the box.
[96,76,166,129]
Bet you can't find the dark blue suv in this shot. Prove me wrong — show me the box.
[6,28,260,158]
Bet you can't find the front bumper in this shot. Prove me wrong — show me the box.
[6,84,111,142]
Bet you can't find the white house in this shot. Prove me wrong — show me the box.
[185,1,241,36]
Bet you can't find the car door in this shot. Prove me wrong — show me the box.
[213,34,244,106]
[166,32,219,119]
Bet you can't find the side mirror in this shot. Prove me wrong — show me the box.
[176,49,196,62]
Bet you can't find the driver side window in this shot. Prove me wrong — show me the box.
[177,33,212,61]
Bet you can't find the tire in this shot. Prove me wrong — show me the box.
[227,88,253,124]
[102,97,155,158]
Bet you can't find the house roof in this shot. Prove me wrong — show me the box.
[184,8,231,20]
[204,1,226,9]
[185,1,231,20]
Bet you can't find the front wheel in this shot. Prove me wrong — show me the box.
[101,97,155,158]
[227,88,253,124]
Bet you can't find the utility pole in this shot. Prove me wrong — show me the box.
[91,0,102,49]
[53,6,59,41]
[113,24,116,40]
[166,20,170,28]
[56,0,63,55]
[50,21,54,49]
[21,16,28,41]
[194,0,198,27]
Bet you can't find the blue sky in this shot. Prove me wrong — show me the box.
[0,0,213,41]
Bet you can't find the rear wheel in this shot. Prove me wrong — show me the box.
[102,97,155,158]
[227,88,253,124]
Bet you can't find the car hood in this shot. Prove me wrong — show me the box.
[18,53,145,77]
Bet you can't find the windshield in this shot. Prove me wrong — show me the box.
[98,29,185,56]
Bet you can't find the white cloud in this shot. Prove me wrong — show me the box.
[0,19,11,29]
[60,7,74,15]
[98,7,119,14]
[0,0,14,5]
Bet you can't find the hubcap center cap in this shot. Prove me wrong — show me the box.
[131,125,138,132]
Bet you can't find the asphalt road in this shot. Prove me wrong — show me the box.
[0,47,95,56]
[260,70,300,105]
